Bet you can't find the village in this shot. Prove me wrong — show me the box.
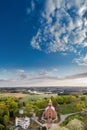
[15,99,87,130]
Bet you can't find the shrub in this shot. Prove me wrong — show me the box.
[66,119,85,130]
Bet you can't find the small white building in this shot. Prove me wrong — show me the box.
[15,117,30,129]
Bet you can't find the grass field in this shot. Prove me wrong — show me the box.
[20,93,57,102]
[0,92,57,101]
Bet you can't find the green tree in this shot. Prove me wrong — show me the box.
[66,119,85,130]
[42,126,47,130]
[76,102,85,111]
[56,96,64,104]
[3,115,9,128]
[6,100,18,117]
[24,103,33,116]
[34,99,47,109]
[0,124,5,130]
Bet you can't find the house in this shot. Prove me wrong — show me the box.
[15,117,30,129]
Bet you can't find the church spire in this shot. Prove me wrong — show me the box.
[48,99,52,106]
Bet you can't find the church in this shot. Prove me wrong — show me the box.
[42,99,57,122]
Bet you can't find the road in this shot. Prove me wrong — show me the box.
[31,117,43,127]
[15,127,19,130]
[58,111,81,125]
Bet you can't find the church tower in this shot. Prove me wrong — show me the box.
[42,99,57,122]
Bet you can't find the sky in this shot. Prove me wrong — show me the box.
[0,0,87,87]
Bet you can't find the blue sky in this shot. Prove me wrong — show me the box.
[0,0,87,87]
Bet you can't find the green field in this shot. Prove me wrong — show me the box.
[20,94,57,102]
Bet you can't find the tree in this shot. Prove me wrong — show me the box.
[6,100,18,117]
[3,115,9,128]
[0,96,18,129]
[56,96,64,104]
[76,102,85,111]
[34,99,47,109]
[42,126,47,130]
[0,124,5,130]
[66,119,85,130]
[24,103,33,116]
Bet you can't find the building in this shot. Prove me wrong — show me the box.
[42,99,57,122]
[15,117,30,129]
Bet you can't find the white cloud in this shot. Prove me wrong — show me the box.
[31,30,42,50]
[73,55,87,66]
[44,0,55,20]
[1,68,87,87]
[0,78,9,82]
[78,4,87,16]
[83,41,87,47]
[26,0,35,15]
[65,72,87,79]
[52,68,59,72]
[84,18,87,26]
[26,8,31,15]
[31,0,35,11]
[31,0,87,53]
[16,69,25,73]
[30,70,60,80]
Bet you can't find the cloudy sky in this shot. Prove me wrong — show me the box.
[0,0,87,87]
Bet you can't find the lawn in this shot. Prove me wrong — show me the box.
[20,94,57,102]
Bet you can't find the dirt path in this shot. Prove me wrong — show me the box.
[0,93,29,98]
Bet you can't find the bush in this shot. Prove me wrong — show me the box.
[66,119,85,130]
[42,126,47,130]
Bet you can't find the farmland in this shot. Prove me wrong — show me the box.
[0,92,57,101]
